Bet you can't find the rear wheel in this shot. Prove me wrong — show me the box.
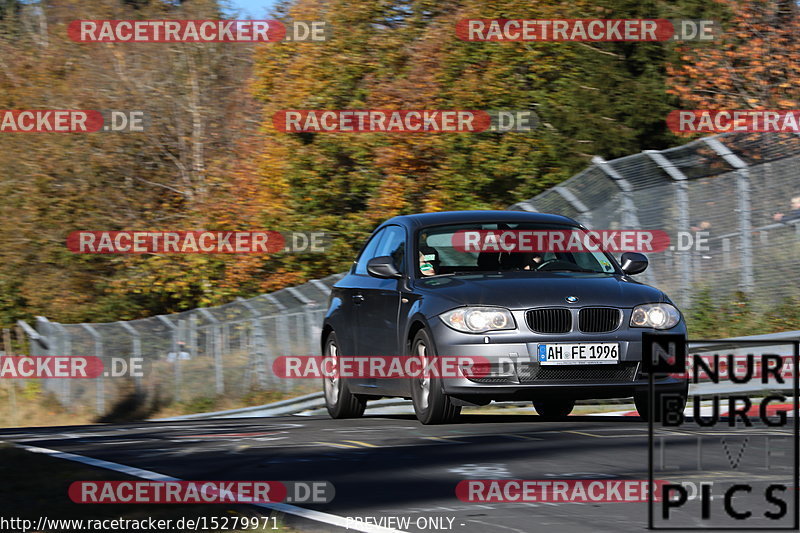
[409,329,461,425]
[533,399,575,420]
[323,332,366,419]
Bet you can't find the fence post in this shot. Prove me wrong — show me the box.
[35,317,54,355]
[189,314,198,358]
[80,324,105,414]
[237,297,268,389]
[591,156,641,229]
[35,316,59,399]
[2,328,17,425]
[117,321,142,391]
[197,308,224,395]
[553,186,592,227]
[644,150,692,307]
[54,323,72,406]
[17,320,47,356]
[309,280,333,356]
[287,287,318,357]
[592,156,657,287]
[15,325,26,355]
[266,295,290,392]
[704,137,754,294]
[156,315,181,402]
[506,199,538,212]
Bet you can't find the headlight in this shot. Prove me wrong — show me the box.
[440,307,516,333]
[630,303,681,330]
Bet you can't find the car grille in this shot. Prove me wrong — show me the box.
[526,308,571,333]
[517,362,638,383]
[526,307,623,333]
[578,307,621,333]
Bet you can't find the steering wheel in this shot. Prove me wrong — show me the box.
[533,259,560,271]
[535,259,575,271]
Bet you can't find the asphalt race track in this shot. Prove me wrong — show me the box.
[0,413,796,532]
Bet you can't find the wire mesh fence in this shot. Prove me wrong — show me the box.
[510,131,800,309]
[23,274,344,416]
[16,132,800,416]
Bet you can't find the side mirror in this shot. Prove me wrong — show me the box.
[367,256,403,279]
[620,252,648,275]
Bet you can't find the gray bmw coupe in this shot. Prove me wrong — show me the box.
[321,211,688,424]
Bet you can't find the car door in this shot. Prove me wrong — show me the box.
[356,225,405,354]
[340,227,387,391]
[353,225,407,394]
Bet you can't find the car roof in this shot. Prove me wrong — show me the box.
[381,210,580,230]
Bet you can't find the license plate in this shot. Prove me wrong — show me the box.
[537,343,619,365]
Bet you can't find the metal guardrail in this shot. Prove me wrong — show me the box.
[149,332,799,421]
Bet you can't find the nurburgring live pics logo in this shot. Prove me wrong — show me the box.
[645,336,799,529]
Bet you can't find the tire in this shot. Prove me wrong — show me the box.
[409,329,462,425]
[322,332,366,419]
[634,390,687,422]
[533,399,575,420]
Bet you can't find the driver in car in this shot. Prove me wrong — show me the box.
[521,252,545,270]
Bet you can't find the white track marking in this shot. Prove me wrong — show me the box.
[9,442,408,533]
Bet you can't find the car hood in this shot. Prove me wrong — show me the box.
[413,272,671,311]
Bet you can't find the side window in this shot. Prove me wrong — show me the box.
[354,228,386,275]
[376,226,406,274]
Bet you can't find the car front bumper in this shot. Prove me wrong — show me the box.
[428,312,688,402]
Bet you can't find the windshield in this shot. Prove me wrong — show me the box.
[416,223,619,277]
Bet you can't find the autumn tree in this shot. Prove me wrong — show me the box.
[668,0,799,109]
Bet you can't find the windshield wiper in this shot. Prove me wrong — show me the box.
[427,271,481,277]
[541,267,603,273]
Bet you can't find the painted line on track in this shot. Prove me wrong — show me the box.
[7,442,408,533]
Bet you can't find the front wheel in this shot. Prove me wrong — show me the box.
[409,329,461,425]
[533,399,575,420]
[323,332,366,419]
